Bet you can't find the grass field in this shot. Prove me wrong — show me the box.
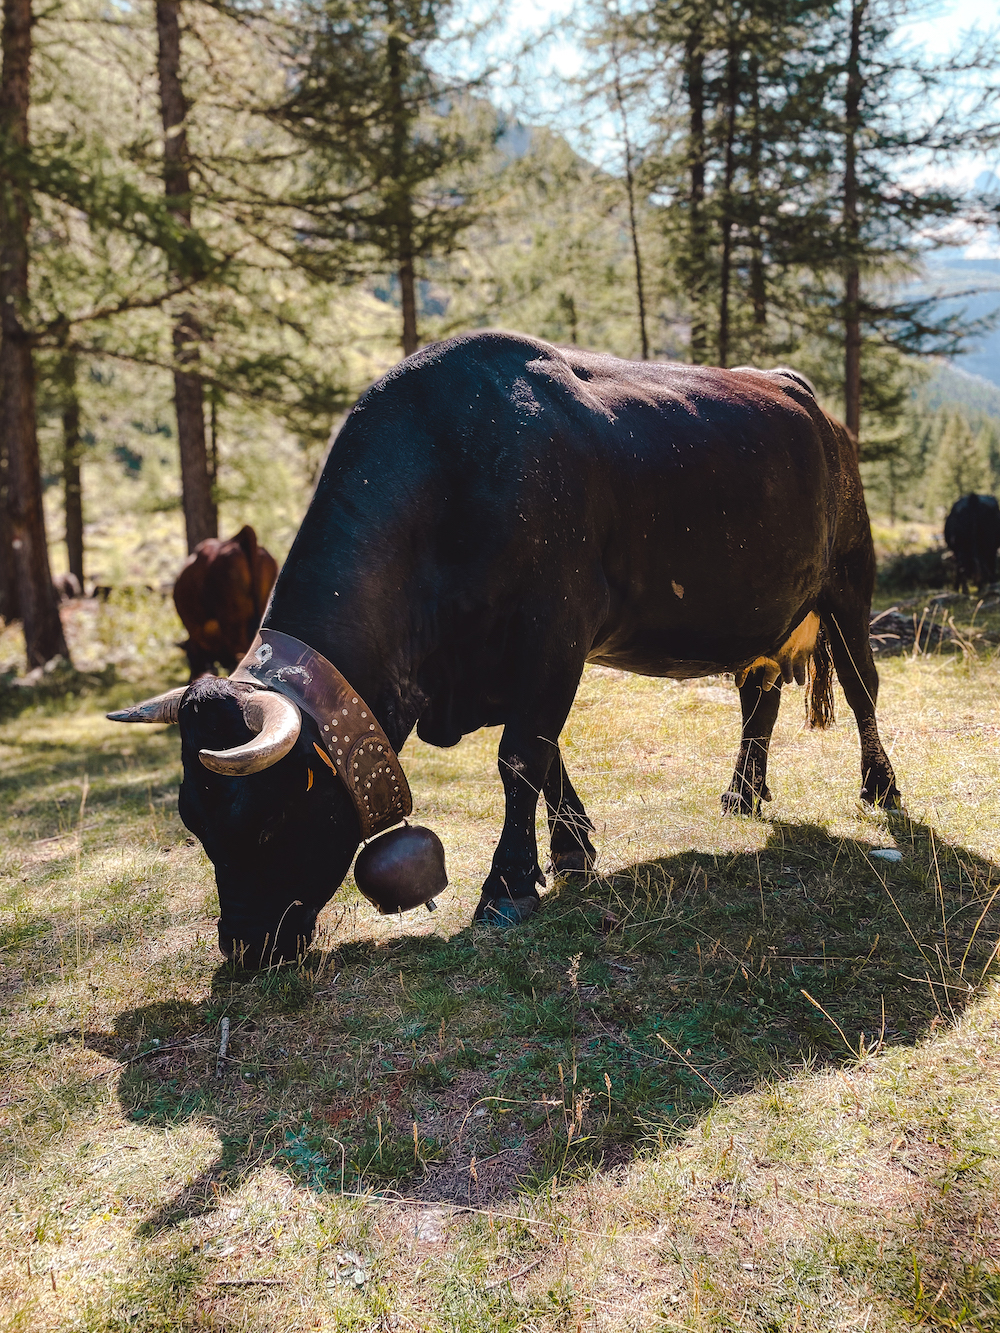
[2,588,1000,1331]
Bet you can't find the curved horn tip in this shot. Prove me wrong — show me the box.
[197,691,301,776]
[106,686,187,725]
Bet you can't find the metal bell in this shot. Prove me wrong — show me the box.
[354,824,448,915]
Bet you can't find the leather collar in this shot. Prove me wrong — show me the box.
[232,628,412,839]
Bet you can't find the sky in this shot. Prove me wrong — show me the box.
[498,0,1000,70]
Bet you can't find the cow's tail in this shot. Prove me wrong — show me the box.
[805,621,835,730]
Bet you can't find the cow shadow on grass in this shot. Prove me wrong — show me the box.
[96,813,1000,1233]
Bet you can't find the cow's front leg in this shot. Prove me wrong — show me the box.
[543,749,596,875]
[721,666,783,816]
[183,641,218,684]
[474,726,557,927]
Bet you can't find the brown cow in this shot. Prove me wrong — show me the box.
[173,525,278,681]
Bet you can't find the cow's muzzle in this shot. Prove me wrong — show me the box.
[218,902,318,967]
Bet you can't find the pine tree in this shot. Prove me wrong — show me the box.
[264,0,497,357]
[590,0,839,368]
[576,0,996,445]
[57,348,84,586]
[155,0,216,551]
[800,0,998,440]
[926,413,991,515]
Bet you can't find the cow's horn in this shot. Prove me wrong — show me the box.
[107,687,187,725]
[199,691,301,776]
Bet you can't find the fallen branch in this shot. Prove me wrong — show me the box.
[216,1018,231,1077]
[484,1255,545,1290]
[214,1277,286,1287]
[655,1033,722,1096]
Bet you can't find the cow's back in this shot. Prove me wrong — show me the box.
[275,332,870,686]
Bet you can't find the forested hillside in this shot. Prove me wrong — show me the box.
[2,0,999,660]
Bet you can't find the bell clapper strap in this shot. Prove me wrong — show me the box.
[232,628,412,839]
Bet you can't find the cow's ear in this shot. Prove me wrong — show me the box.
[107,687,187,725]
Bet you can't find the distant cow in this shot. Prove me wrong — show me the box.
[173,526,278,681]
[944,493,1000,592]
[52,572,82,601]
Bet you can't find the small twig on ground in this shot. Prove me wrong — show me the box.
[214,1277,287,1286]
[800,989,859,1059]
[484,1255,545,1290]
[656,1033,721,1096]
[84,1033,207,1080]
[216,1018,230,1077]
[33,822,99,845]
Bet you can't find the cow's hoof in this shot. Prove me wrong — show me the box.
[721,788,768,817]
[861,785,902,810]
[474,894,539,928]
[549,850,595,876]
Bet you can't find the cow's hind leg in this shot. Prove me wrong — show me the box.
[543,750,596,875]
[821,593,900,807]
[721,668,783,815]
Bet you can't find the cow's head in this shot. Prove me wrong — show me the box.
[110,675,361,964]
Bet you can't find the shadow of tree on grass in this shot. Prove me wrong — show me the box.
[88,815,1000,1234]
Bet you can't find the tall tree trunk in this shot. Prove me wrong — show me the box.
[156,0,216,551]
[747,54,766,344]
[0,439,18,623]
[612,58,649,360]
[718,27,739,368]
[0,0,68,664]
[387,13,419,358]
[843,0,866,439]
[59,349,84,586]
[685,23,709,364]
[398,242,418,358]
[208,386,218,493]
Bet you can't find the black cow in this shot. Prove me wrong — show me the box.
[109,332,900,964]
[944,492,1000,592]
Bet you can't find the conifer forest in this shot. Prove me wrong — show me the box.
[0,0,999,669]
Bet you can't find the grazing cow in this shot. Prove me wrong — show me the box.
[173,525,278,681]
[110,332,900,964]
[943,493,1000,592]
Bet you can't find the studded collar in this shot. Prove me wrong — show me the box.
[232,628,412,839]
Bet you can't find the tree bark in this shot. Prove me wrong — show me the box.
[0,434,19,623]
[747,54,766,343]
[156,0,216,551]
[718,27,739,368]
[398,244,418,358]
[387,12,419,358]
[685,23,708,364]
[0,0,68,663]
[843,0,866,439]
[612,59,649,360]
[59,350,84,585]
